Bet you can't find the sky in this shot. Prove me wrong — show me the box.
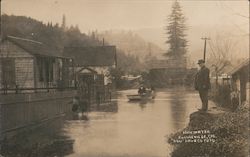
[2,0,249,61]
[2,0,248,31]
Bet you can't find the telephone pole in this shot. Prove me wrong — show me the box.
[201,37,210,62]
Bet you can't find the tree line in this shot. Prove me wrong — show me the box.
[1,14,143,75]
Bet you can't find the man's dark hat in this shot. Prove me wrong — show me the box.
[197,59,205,64]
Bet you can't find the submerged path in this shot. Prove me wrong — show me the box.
[64,88,201,157]
[0,88,203,157]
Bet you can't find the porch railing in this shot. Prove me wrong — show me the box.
[0,86,76,95]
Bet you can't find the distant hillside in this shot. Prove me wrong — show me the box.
[1,14,145,74]
[95,30,165,61]
[1,14,102,52]
[133,26,249,65]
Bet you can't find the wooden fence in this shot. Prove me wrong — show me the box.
[0,90,77,142]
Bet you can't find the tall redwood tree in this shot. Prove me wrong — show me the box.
[165,0,188,58]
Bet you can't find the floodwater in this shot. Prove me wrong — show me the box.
[1,88,201,157]
[64,88,201,157]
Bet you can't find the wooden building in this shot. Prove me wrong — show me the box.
[0,36,73,93]
[63,46,116,106]
[147,57,187,69]
[0,36,77,142]
[229,59,249,105]
[148,56,191,87]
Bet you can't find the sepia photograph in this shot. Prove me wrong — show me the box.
[0,0,249,157]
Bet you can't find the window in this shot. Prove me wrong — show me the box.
[1,58,16,88]
[37,57,54,83]
[37,57,44,81]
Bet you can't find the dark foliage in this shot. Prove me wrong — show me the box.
[165,1,188,58]
[1,14,101,51]
[108,67,125,88]
[168,103,249,157]
[1,14,142,75]
[210,84,231,108]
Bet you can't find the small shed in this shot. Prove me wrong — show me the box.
[229,59,249,105]
[0,36,73,93]
[63,46,116,105]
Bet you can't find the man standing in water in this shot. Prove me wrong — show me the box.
[194,59,211,111]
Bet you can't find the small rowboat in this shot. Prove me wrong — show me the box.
[127,90,155,101]
[127,94,145,101]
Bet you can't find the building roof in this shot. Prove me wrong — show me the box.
[76,67,98,74]
[229,58,249,75]
[121,75,142,81]
[4,36,67,58]
[63,46,116,66]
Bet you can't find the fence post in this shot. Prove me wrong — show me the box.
[15,85,18,94]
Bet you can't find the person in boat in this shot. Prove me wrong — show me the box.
[138,85,146,95]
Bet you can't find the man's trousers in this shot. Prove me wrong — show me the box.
[198,90,208,111]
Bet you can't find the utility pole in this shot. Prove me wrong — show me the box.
[201,37,210,62]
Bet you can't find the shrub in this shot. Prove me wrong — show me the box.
[168,102,249,157]
[210,84,231,108]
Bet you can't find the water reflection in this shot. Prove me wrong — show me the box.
[169,89,187,130]
[128,99,148,110]
[139,101,147,110]
[1,89,199,157]
[70,113,90,121]
[96,101,118,113]
[65,88,199,157]
[1,117,74,157]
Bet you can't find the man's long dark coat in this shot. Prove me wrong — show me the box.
[194,66,211,90]
[194,66,211,111]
